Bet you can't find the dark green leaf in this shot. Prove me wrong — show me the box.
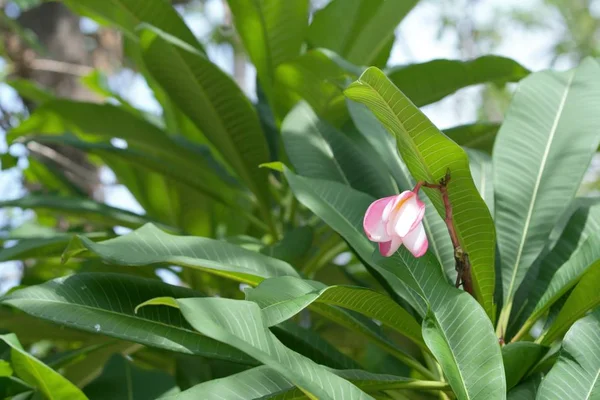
[501,342,548,390]
[282,101,397,198]
[443,123,500,154]
[138,26,273,224]
[0,273,256,364]
[537,309,600,399]
[308,0,418,66]
[507,375,542,400]
[386,56,529,107]
[0,195,171,231]
[540,263,600,344]
[83,354,178,399]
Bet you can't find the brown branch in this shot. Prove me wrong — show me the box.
[414,169,473,296]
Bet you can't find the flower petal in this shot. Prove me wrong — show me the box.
[363,196,396,242]
[378,236,403,257]
[403,222,428,257]
[388,192,426,238]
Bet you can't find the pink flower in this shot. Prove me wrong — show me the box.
[363,191,428,257]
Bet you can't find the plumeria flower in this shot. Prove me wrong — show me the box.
[363,190,428,257]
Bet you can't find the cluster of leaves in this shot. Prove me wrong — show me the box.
[1,0,600,399]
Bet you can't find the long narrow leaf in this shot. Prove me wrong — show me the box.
[227,0,308,107]
[0,274,256,364]
[0,334,87,400]
[308,0,418,66]
[166,297,373,399]
[536,309,600,399]
[63,0,203,51]
[493,58,600,332]
[63,223,299,285]
[386,56,529,107]
[138,26,273,223]
[247,276,424,349]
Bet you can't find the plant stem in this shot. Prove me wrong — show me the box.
[414,169,473,296]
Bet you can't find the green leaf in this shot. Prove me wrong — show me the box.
[173,297,373,399]
[63,223,299,285]
[260,226,313,265]
[0,273,256,364]
[0,233,110,262]
[83,354,178,399]
[227,0,308,106]
[52,341,140,388]
[493,58,600,330]
[443,123,500,154]
[1,153,18,170]
[63,0,203,51]
[536,309,600,399]
[308,0,418,66]
[507,376,541,400]
[22,156,87,198]
[386,56,529,107]
[7,101,210,172]
[24,134,242,214]
[539,263,600,345]
[0,195,171,230]
[272,321,361,370]
[345,66,497,319]
[0,376,33,399]
[245,277,431,377]
[284,169,506,399]
[282,101,397,199]
[0,333,87,400]
[511,202,600,340]
[0,360,12,377]
[247,276,424,349]
[501,342,548,390]
[167,365,448,400]
[467,149,494,215]
[273,49,352,125]
[138,26,273,224]
[6,79,54,104]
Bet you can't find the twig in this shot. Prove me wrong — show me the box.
[28,58,94,76]
[414,169,473,296]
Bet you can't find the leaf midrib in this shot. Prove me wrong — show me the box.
[505,70,576,302]
[429,312,471,400]
[251,0,275,84]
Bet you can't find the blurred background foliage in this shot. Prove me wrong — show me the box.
[0,0,599,395]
